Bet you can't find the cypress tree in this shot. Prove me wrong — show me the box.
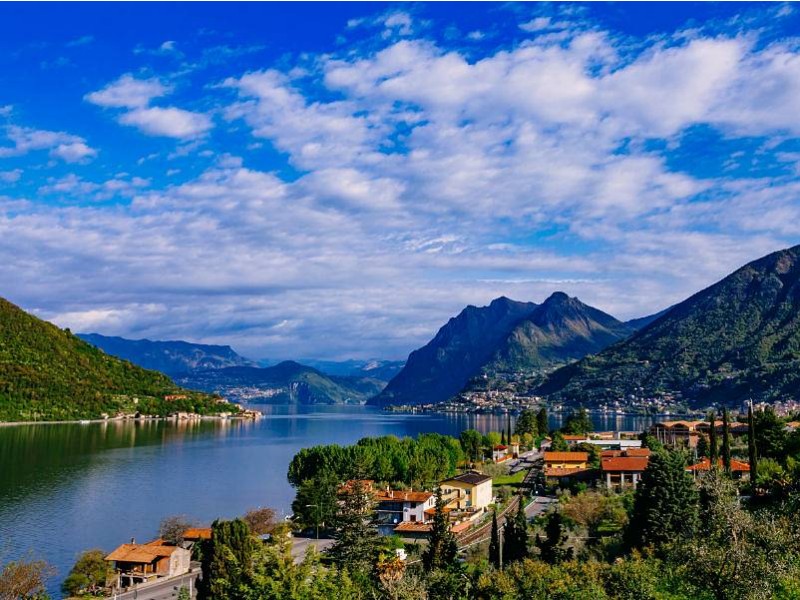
[721,408,731,474]
[488,509,501,569]
[422,487,458,571]
[536,407,548,437]
[501,429,506,446]
[203,518,255,599]
[625,450,699,549]
[747,401,758,482]
[708,411,718,465]
[535,510,571,564]
[502,497,530,564]
[506,415,512,447]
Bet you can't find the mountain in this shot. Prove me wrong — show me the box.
[0,298,233,421]
[625,307,672,331]
[370,293,632,407]
[294,359,405,381]
[538,244,800,407]
[175,360,384,405]
[77,333,255,375]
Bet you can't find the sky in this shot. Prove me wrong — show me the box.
[2,2,800,361]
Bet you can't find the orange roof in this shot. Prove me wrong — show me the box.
[624,448,651,457]
[686,458,750,472]
[601,456,649,472]
[544,451,589,462]
[563,434,588,441]
[375,489,433,503]
[105,540,180,563]
[183,527,212,540]
[494,444,508,450]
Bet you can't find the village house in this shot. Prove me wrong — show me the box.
[492,444,511,463]
[374,487,436,535]
[440,471,493,511]
[105,539,191,588]
[686,457,751,479]
[543,451,592,484]
[601,449,651,490]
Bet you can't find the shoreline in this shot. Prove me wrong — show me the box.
[0,414,257,428]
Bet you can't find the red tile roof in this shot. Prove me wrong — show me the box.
[601,456,649,472]
[183,527,212,540]
[375,490,433,503]
[544,466,591,477]
[544,451,589,462]
[686,458,750,472]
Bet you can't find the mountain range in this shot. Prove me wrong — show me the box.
[175,361,385,405]
[77,333,256,375]
[0,298,232,421]
[370,292,638,407]
[538,244,800,407]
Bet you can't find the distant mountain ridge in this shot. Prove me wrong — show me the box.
[78,333,255,375]
[176,360,385,405]
[274,358,405,382]
[370,293,633,407]
[0,298,232,421]
[538,244,800,407]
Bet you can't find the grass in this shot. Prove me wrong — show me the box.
[492,470,526,488]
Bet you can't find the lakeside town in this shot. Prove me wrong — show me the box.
[15,405,794,600]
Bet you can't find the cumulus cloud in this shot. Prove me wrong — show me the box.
[5,9,800,359]
[86,74,211,139]
[0,125,97,163]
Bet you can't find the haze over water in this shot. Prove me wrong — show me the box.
[0,406,659,594]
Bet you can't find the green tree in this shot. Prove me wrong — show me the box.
[625,450,699,549]
[506,415,513,446]
[754,407,787,459]
[534,510,572,564]
[697,433,709,459]
[502,498,530,564]
[61,550,109,597]
[748,401,758,480]
[327,479,381,573]
[488,509,501,569]
[562,408,593,435]
[501,429,507,445]
[721,408,731,474]
[177,587,190,600]
[679,471,799,600]
[550,431,569,452]
[515,409,538,438]
[536,407,549,437]
[460,429,483,464]
[202,518,255,599]
[291,470,339,534]
[422,488,458,572]
[708,410,718,465]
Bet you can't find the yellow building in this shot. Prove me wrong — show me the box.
[440,471,493,510]
[543,451,589,470]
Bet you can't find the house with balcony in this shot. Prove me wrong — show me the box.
[373,487,435,535]
[440,471,493,511]
[105,539,191,588]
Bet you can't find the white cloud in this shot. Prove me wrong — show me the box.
[87,74,211,139]
[85,74,168,109]
[0,125,97,163]
[120,107,212,139]
[0,169,22,183]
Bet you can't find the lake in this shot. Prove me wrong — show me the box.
[0,405,660,594]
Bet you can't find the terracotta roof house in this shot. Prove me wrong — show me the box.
[492,444,511,463]
[686,458,751,479]
[182,527,212,542]
[105,539,191,588]
[601,455,649,489]
[374,488,436,535]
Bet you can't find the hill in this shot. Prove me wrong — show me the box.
[175,361,383,404]
[538,244,800,407]
[370,293,632,407]
[0,298,234,421]
[78,333,255,375]
[294,358,405,382]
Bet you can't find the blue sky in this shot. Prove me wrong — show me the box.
[2,2,800,360]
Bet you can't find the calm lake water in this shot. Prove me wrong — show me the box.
[0,405,659,594]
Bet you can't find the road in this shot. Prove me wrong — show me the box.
[290,536,334,561]
[108,571,200,600]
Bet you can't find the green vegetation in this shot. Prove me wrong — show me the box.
[61,550,109,598]
[539,245,800,407]
[0,297,235,421]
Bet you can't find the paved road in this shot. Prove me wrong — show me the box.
[290,536,334,562]
[108,572,200,600]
